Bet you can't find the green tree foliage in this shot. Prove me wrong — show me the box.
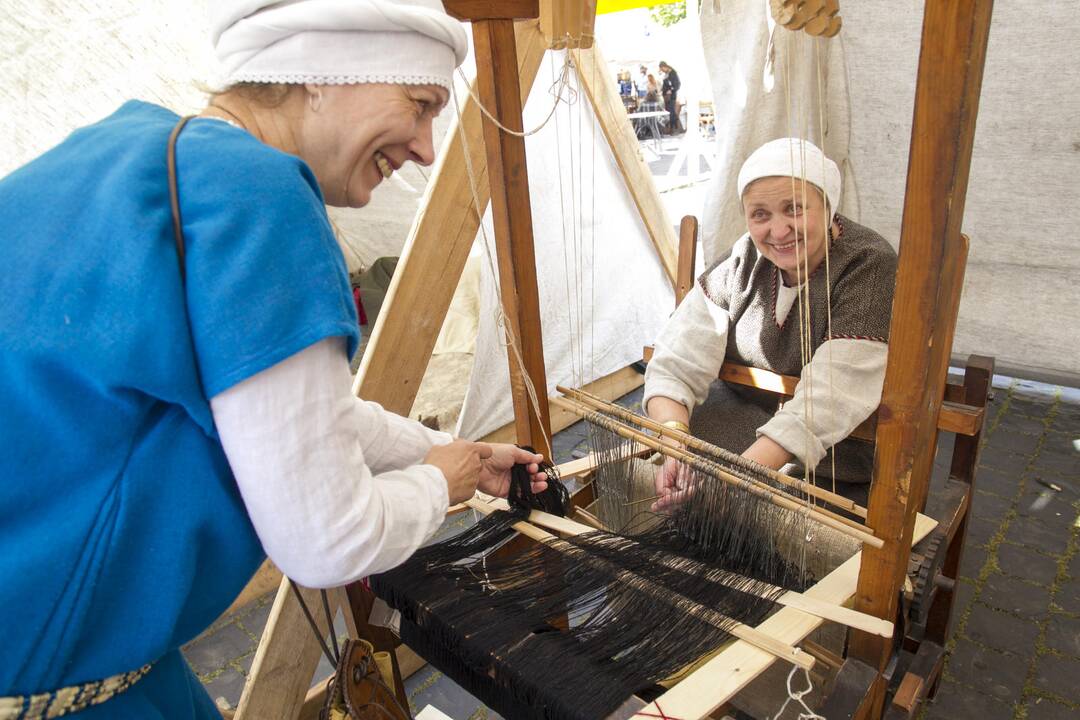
[650,2,687,27]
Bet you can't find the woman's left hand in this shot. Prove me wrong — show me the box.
[476,444,548,497]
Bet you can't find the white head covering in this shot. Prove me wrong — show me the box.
[211,0,469,90]
[737,138,842,220]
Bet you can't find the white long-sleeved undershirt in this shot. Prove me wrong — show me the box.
[210,337,452,588]
[643,274,887,469]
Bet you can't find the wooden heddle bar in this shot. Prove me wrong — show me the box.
[550,395,884,549]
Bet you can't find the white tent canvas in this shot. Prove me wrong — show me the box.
[696,0,1080,383]
[455,50,675,441]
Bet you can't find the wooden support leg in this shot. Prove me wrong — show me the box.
[472,16,552,452]
[235,579,337,720]
[924,355,994,646]
[848,3,993,718]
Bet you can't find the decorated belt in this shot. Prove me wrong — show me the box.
[0,664,152,720]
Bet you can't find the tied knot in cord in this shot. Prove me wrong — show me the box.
[507,445,570,517]
[770,666,826,720]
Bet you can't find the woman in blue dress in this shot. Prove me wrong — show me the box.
[0,1,548,717]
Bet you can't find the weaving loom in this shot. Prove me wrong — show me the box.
[237,1,995,718]
[369,394,888,719]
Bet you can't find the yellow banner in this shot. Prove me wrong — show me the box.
[596,0,661,15]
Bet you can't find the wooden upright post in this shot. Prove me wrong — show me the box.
[466,3,552,452]
[848,2,993,718]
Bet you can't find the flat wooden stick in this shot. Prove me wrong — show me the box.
[558,384,868,519]
[549,395,884,549]
[464,497,815,670]
[481,497,893,638]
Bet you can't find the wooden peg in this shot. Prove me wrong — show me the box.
[804,14,832,36]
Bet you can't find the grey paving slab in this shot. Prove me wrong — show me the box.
[992,431,1045,457]
[202,667,247,709]
[1007,397,1056,420]
[1022,696,1079,720]
[1053,578,1080,615]
[183,622,256,677]
[996,544,1061,586]
[946,639,1028,704]
[979,447,1034,477]
[1004,517,1073,556]
[236,598,273,638]
[953,577,977,616]
[1016,485,1079,531]
[1043,614,1080,658]
[972,489,1015,522]
[960,544,989,580]
[967,516,1004,548]
[1032,443,1079,478]
[980,573,1053,618]
[1032,653,1080,705]
[964,603,1041,656]
[923,680,1016,720]
[977,465,1026,498]
[999,412,1051,436]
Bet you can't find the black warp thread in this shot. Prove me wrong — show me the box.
[370,426,822,719]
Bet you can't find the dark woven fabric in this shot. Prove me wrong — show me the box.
[690,215,897,485]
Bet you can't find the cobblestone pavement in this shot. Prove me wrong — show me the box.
[184,374,1079,719]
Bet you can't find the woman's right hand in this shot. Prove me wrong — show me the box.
[424,440,493,504]
[652,438,696,511]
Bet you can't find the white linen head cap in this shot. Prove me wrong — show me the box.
[211,0,469,90]
[737,138,842,220]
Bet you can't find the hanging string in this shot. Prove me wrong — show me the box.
[448,66,564,460]
[454,44,576,139]
[815,36,840,496]
[770,665,827,720]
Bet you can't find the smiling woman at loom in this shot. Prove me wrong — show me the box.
[644,138,897,509]
[0,1,550,718]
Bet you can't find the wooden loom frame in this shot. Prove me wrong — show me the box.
[234,1,995,718]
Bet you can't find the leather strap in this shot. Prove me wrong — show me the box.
[167,115,196,284]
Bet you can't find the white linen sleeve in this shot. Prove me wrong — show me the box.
[643,284,730,415]
[210,337,452,589]
[757,338,888,468]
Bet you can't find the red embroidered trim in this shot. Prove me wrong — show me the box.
[699,274,723,306]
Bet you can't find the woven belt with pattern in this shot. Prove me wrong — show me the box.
[0,664,152,720]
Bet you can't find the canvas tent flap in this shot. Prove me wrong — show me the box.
[456,50,674,441]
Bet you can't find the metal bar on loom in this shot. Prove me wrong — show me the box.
[463,497,816,670]
[549,395,885,549]
[557,384,868,519]
[480,497,894,638]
